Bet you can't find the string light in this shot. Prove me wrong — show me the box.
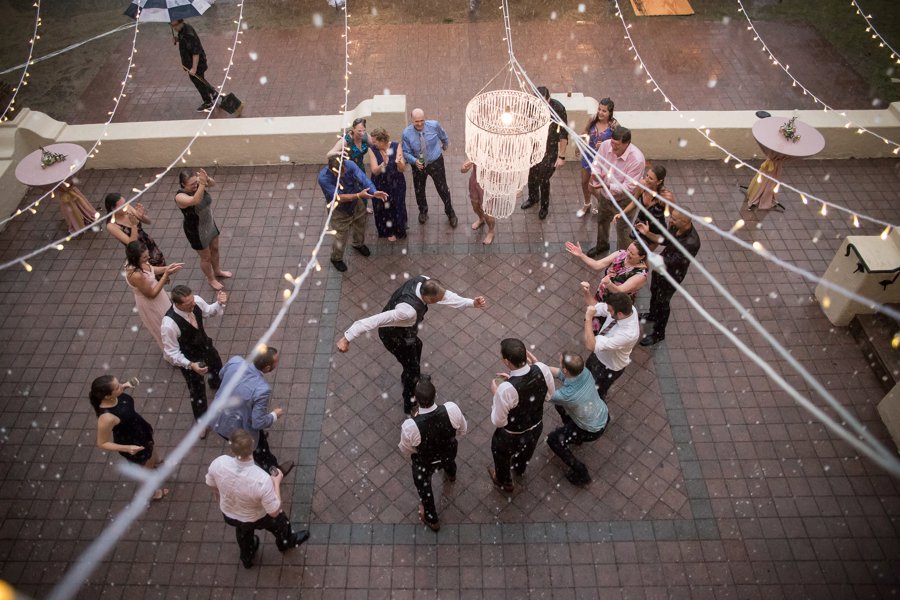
[850,0,900,66]
[1,1,41,123]
[0,7,143,229]
[0,3,248,271]
[609,1,899,230]
[881,225,891,240]
[737,0,900,152]
[48,3,361,598]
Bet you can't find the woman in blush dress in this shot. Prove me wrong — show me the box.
[175,167,231,291]
[367,128,408,241]
[461,159,495,245]
[124,241,183,351]
[105,193,166,268]
[578,98,618,218]
[90,374,169,501]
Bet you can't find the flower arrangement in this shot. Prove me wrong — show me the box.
[39,146,67,168]
[779,116,801,143]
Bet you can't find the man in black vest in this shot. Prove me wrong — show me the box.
[161,285,227,438]
[336,276,487,414]
[487,338,555,493]
[398,375,468,532]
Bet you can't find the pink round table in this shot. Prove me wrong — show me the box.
[14,143,97,233]
[746,117,825,210]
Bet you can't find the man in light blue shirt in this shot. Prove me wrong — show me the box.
[401,108,458,228]
[531,349,610,486]
[317,155,388,273]
[212,346,293,477]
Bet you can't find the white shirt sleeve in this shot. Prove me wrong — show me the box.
[437,290,475,309]
[259,477,282,515]
[195,295,224,318]
[444,402,468,437]
[345,303,417,342]
[537,363,556,401]
[161,316,191,368]
[490,382,519,428]
[398,418,420,456]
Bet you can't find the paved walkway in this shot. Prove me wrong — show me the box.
[1,154,898,598]
[1,5,899,600]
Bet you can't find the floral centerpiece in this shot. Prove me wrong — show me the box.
[779,116,801,143]
[39,146,67,168]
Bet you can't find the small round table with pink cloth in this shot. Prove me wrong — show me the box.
[15,143,97,234]
[746,116,825,211]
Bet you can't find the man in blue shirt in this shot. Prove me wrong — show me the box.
[317,155,388,272]
[532,349,610,486]
[401,108,458,228]
[211,347,294,477]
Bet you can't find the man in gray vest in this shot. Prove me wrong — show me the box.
[398,375,468,532]
[336,276,487,414]
[487,338,555,493]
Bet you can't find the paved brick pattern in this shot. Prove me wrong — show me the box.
[1,153,899,599]
[67,16,871,126]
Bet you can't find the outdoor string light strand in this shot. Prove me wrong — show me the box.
[1,0,41,123]
[512,59,900,474]
[0,8,144,228]
[47,3,357,599]
[611,0,900,230]
[849,0,900,66]
[737,0,900,152]
[0,3,248,272]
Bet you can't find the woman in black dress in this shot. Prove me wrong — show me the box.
[90,375,169,501]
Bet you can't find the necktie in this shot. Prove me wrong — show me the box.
[599,319,617,336]
[187,311,198,329]
[419,131,428,167]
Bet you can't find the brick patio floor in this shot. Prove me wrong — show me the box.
[1,4,899,600]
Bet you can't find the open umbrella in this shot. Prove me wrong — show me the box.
[124,0,216,22]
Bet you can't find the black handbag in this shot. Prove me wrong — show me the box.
[218,92,244,116]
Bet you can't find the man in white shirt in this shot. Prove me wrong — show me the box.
[398,375,467,532]
[206,429,309,568]
[582,290,641,399]
[336,275,487,414]
[487,338,556,493]
[161,285,227,438]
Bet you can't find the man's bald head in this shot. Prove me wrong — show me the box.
[411,108,425,131]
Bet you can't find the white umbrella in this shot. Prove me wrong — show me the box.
[124,0,216,22]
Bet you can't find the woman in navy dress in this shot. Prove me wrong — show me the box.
[368,128,408,241]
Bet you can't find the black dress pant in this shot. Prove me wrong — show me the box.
[491,424,543,486]
[547,406,606,480]
[585,353,623,400]
[647,273,679,338]
[412,155,454,216]
[189,67,217,104]
[378,330,423,412]
[179,346,223,420]
[223,511,296,565]
[527,161,556,211]
[411,453,457,525]
[253,430,279,474]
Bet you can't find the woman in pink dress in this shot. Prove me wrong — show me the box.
[124,241,183,351]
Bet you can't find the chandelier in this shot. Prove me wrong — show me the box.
[465,89,551,218]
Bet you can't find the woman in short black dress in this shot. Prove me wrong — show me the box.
[176,168,231,291]
[90,375,169,500]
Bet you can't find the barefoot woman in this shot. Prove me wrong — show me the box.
[175,168,232,290]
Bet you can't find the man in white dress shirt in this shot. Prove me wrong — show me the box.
[161,284,227,437]
[398,375,467,532]
[581,290,641,399]
[336,275,487,414]
[206,429,309,569]
[487,338,556,493]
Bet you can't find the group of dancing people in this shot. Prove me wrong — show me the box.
[81,93,702,564]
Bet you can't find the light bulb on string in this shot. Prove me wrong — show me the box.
[881,226,891,240]
[500,105,514,127]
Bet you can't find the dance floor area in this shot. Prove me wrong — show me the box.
[0,156,898,598]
